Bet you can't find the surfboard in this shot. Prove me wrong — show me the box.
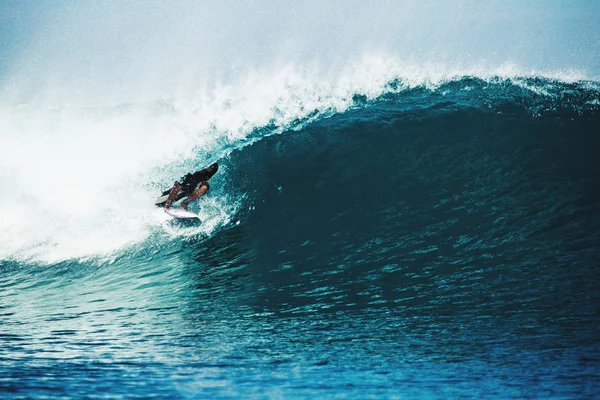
[165,207,200,219]
[155,193,170,205]
[155,190,197,219]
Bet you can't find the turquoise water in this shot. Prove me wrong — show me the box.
[2,78,599,398]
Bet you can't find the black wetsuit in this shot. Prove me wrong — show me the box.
[157,163,218,207]
[178,168,217,195]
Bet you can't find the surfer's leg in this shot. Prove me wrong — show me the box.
[180,193,197,211]
[181,183,209,211]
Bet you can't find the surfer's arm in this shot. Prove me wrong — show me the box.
[164,184,182,210]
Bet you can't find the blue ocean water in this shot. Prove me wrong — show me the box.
[2,1,600,398]
[1,76,599,398]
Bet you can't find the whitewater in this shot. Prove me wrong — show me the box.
[1,1,599,398]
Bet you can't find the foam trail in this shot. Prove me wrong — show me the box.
[0,59,401,263]
[0,104,175,262]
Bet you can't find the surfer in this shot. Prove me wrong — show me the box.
[161,162,219,211]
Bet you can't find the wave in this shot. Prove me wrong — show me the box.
[0,72,597,264]
[3,3,600,396]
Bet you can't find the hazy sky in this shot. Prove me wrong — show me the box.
[1,0,599,102]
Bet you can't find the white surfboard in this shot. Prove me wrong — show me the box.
[155,193,170,205]
[165,207,200,219]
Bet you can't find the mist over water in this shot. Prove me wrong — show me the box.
[2,0,599,103]
[1,1,599,398]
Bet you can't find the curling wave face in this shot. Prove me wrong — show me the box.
[0,72,598,264]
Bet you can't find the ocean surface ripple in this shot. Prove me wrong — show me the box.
[1,77,599,398]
